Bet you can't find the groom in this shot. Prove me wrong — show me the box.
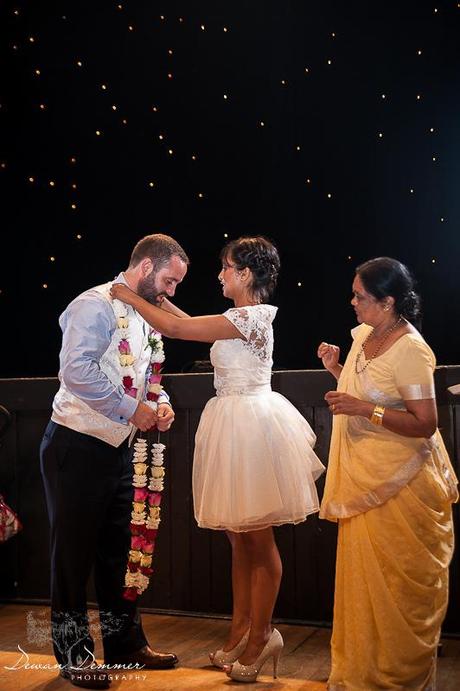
[40,234,189,688]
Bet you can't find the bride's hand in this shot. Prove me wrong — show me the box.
[110,283,137,305]
[317,342,340,372]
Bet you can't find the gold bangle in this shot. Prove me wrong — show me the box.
[370,404,385,426]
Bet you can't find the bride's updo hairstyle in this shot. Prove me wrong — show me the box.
[221,236,280,304]
[356,256,421,324]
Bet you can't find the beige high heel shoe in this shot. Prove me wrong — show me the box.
[224,628,284,682]
[209,628,250,668]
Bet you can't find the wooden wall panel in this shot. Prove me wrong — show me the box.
[0,369,459,633]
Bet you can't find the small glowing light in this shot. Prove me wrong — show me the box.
[13,9,19,15]
[29,36,35,43]
[76,234,82,239]
[76,61,82,67]
[434,7,438,12]
[28,176,34,183]
[327,59,332,65]
[71,203,77,210]
[168,149,173,155]
[160,15,165,20]
[191,155,197,161]
[159,134,164,140]
[223,26,228,32]
[95,130,102,136]
[429,127,434,132]
[440,217,444,222]
[50,256,55,262]
[168,49,173,55]
[122,118,127,124]
[260,121,265,127]
[416,94,421,100]
[39,103,46,110]
[223,94,228,99]
[167,73,173,79]
[198,193,204,198]
[296,145,301,151]
[305,67,310,73]
[331,32,336,38]
[281,79,286,85]
[12,45,18,50]
[49,180,55,187]
[381,94,386,99]
[0,162,6,169]
[306,178,311,184]
[179,17,184,22]
[431,258,436,263]
[347,256,352,260]
[149,182,155,187]
[224,233,228,237]
[70,157,76,164]
[327,193,332,198]
[200,24,205,31]
[297,282,302,287]
[128,25,134,31]
[378,132,383,138]
[410,188,414,193]
[35,69,41,75]
[42,283,48,289]
[71,183,77,189]
[101,84,107,90]
[118,4,123,9]
[112,104,117,111]
[417,50,422,55]
[152,106,158,112]
[432,156,436,161]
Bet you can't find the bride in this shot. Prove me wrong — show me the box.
[111,236,324,682]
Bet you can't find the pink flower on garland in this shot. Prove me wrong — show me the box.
[119,339,130,354]
[134,488,148,502]
[148,493,162,507]
[131,536,145,550]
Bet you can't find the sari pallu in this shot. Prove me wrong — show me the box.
[321,325,458,690]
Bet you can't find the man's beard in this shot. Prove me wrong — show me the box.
[137,273,166,305]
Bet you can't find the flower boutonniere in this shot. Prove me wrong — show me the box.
[145,331,165,362]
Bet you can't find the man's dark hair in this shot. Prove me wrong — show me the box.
[129,234,189,271]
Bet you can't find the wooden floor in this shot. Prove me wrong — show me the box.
[0,605,459,690]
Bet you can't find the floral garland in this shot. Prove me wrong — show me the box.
[112,298,167,601]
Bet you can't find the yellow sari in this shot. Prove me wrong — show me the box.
[320,324,458,690]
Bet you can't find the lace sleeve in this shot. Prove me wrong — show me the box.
[223,307,272,362]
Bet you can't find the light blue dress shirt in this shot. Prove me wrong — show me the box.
[57,273,169,424]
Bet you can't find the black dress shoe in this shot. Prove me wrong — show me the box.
[105,645,178,670]
[60,664,111,689]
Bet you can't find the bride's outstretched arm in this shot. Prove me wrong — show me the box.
[160,298,190,318]
[111,283,242,343]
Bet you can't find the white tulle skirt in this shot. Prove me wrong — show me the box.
[192,391,325,532]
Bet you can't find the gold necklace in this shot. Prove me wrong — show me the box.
[355,316,403,374]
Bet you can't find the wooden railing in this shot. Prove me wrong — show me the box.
[0,368,459,632]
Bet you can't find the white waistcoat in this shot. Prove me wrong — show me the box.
[52,282,152,447]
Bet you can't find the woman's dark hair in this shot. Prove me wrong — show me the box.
[356,256,421,324]
[221,236,280,303]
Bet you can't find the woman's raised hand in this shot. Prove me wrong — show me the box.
[110,282,137,305]
[317,342,340,372]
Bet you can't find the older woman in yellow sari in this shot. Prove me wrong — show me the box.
[318,257,458,691]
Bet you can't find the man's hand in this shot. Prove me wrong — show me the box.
[130,401,158,432]
[157,403,175,432]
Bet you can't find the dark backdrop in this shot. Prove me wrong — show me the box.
[1,0,459,377]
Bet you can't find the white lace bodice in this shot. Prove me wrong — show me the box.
[210,304,278,396]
